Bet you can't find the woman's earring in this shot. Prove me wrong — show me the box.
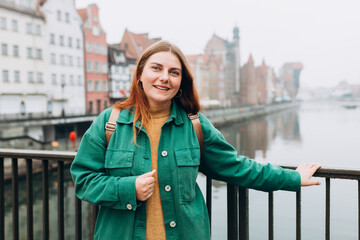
[137,79,143,90]
[176,89,182,98]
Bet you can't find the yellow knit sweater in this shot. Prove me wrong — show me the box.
[144,103,171,240]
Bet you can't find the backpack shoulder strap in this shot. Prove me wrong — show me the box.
[188,113,203,154]
[105,107,121,146]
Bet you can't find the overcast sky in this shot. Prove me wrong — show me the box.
[75,0,360,89]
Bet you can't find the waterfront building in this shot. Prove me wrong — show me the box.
[203,26,241,107]
[119,28,161,60]
[41,0,85,116]
[0,0,47,116]
[279,62,303,100]
[186,54,211,105]
[78,4,109,115]
[107,44,136,102]
[240,55,257,106]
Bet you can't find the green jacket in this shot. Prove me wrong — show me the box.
[70,101,300,240]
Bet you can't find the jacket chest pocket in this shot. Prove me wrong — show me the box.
[175,148,200,204]
[105,150,134,177]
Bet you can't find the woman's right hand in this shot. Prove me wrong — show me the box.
[135,169,156,201]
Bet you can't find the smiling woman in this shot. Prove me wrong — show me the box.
[70,40,321,240]
[140,51,182,108]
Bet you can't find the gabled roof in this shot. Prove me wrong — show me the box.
[77,8,87,23]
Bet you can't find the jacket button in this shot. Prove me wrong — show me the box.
[126,204,132,210]
[165,185,171,192]
[161,151,168,157]
[169,221,176,228]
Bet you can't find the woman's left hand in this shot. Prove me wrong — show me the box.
[295,163,321,186]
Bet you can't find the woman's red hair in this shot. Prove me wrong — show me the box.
[113,40,201,142]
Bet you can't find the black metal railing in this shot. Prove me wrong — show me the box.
[1,149,360,240]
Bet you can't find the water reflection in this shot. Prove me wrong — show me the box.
[4,102,360,239]
[219,108,301,160]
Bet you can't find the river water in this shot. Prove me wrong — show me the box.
[3,101,360,239]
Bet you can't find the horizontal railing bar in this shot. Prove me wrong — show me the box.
[278,164,360,180]
[0,148,76,161]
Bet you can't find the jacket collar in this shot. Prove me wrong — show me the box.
[116,100,184,126]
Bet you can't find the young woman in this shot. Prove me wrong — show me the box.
[70,40,320,240]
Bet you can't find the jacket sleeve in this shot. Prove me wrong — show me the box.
[198,113,301,192]
[70,109,138,210]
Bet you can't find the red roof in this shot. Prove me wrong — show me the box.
[77,8,87,23]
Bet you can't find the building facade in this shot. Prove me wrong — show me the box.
[203,27,241,107]
[78,4,109,115]
[0,0,47,116]
[279,62,303,100]
[41,0,85,116]
[108,44,136,102]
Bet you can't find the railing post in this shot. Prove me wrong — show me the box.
[326,178,330,240]
[227,184,239,240]
[206,176,212,230]
[12,158,19,240]
[42,160,49,240]
[296,189,301,240]
[269,192,274,240]
[75,197,82,240]
[0,157,4,240]
[238,187,249,240]
[26,159,33,240]
[58,161,64,240]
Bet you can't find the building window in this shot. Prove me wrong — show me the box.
[0,17,6,30]
[1,43,8,56]
[61,74,65,85]
[77,56,81,67]
[103,81,108,92]
[65,12,70,23]
[27,72,34,83]
[69,56,73,66]
[97,99,101,113]
[87,60,92,72]
[60,55,65,65]
[11,19,18,31]
[26,22,32,34]
[68,37,72,48]
[88,101,93,114]
[57,10,61,21]
[59,35,64,46]
[2,70,9,82]
[69,75,74,85]
[35,25,41,36]
[77,75,82,85]
[27,47,32,58]
[37,72,43,83]
[102,45,107,55]
[52,73,57,85]
[50,33,55,44]
[94,43,98,54]
[124,43,128,49]
[88,80,93,92]
[76,39,80,49]
[86,41,92,52]
[13,45,19,57]
[104,100,108,109]
[102,63,108,74]
[36,49,42,59]
[51,53,56,64]
[94,62,100,73]
[95,80,100,92]
[14,71,20,83]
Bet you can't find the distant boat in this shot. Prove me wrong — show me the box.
[343,105,357,109]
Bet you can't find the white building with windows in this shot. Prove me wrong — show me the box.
[0,0,47,116]
[108,45,134,101]
[41,0,85,116]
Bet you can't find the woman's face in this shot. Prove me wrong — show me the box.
[140,51,182,108]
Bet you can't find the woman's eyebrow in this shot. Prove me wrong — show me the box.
[150,62,181,71]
